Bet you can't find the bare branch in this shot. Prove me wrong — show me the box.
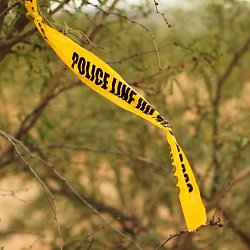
[207,166,250,212]
[85,0,162,71]
[87,237,95,250]
[0,69,81,160]
[155,218,223,250]
[35,143,166,171]
[108,42,174,65]
[0,0,74,61]
[0,188,28,203]
[0,130,63,250]
[86,0,120,40]
[152,0,171,27]
[216,36,250,102]
[0,130,143,250]
[50,0,70,15]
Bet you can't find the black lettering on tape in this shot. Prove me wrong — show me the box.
[90,64,96,81]
[181,163,186,173]
[95,68,103,85]
[143,105,150,114]
[184,173,189,183]
[85,61,91,79]
[110,78,117,94]
[139,100,147,112]
[179,153,183,163]
[78,57,86,75]
[127,90,136,104]
[155,115,171,128]
[156,114,164,122]
[148,107,155,115]
[72,52,79,69]
[135,97,143,109]
[120,84,130,101]
[102,72,109,90]
[187,183,193,193]
[116,81,122,96]
[174,142,193,193]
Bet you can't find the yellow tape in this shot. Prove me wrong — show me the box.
[25,0,206,231]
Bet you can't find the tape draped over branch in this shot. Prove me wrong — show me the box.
[25,0,206,231]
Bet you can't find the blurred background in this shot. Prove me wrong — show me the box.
[0,0,249,249]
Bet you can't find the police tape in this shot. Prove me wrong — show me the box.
[25,0,206,231]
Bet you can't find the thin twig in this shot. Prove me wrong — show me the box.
[108,43,174,65]
[207,166,250,212]
[212,181,231,220]
[155,218,223,249]
[0,130,143,250]
[152,0,171,27]
[85,0,162,71]
[0,130,64,250]
[87,237,95,250]
[50,0,70,15]
[36,143,166,171]
[0,188,28,203]
[76,217,120,249]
